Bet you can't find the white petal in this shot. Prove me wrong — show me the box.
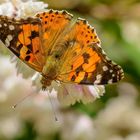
[57,84,105,106]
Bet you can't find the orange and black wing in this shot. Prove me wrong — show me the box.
[35,9,73,55]
[58,18,124,85]
[0,15,45,72]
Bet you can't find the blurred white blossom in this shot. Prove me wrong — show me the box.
[0,0,48,17]
[0,116,22,139]
[61,111,96,140]
[57,84,105,106]
[94,83,140,140]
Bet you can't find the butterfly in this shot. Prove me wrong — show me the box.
[0,9,124,90]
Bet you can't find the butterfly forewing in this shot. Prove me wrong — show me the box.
[0,15,45,72]
[36,10,73,55]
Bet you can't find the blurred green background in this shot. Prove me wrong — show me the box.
[0,0,140,140]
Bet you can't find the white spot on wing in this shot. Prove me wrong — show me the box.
[105,56,110,61]
[120,69,123,73]
[103,66,108,71]
[7,35,13,41]
[94,79,101,84]
[5,39,10,47]
[4,23,7,27]
[94,74,102,84]
[96,74,102,79]
[102,50,106,55]
[5,35,13,47]
[9,25,15,30]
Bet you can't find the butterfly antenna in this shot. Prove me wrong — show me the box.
[47,91,58,122]
[12,92,34,109]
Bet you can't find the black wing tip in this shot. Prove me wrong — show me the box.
[89,43,124,83]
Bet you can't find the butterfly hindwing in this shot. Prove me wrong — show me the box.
[58,18,124,85]
[0,15,45,72]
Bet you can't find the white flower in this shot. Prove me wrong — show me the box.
[61,111,96,140]
[12,0,48,18]
[0,0,15,16]
[0,0,48,17]
[0,116,22,139]
[57,83,105,106]
[94,83,140,140]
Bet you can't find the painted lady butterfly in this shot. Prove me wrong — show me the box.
[0,9,124,90]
